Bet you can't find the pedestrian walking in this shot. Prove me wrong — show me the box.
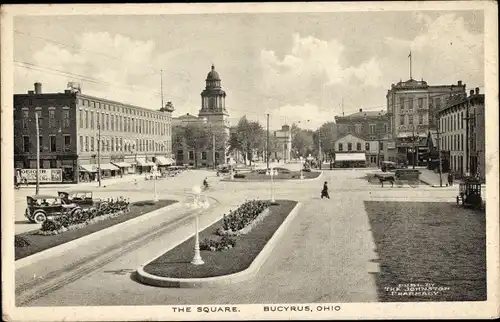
[447,171,454,186]
[321,181,330,199]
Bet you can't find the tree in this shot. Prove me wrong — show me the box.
[173,123,214,167]
[292,130,314,158]
[314,122,338,161]
[230,116,266,166]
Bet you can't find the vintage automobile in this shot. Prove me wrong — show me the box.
[457,177,483,209]
[380,161,397,172]
[25,195,82,224]
[58,190,108,210]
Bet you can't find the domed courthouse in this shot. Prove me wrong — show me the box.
[172,65,232,167]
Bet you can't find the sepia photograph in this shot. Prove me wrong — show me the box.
[1,2,498,321]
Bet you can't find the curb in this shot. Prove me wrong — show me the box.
[136,202,303,288]
[15,201,184,269]
[220,172,323,183]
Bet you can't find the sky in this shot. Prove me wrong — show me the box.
[14,10,484,130]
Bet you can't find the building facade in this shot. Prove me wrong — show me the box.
[386,78,466,166]
[334,109,390,165]
[438,87,485,180]
[14,82,174,183]
[172,65,231,167]
[273,125,292,163]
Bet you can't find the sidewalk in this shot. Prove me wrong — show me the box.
[419,168,447,187]
[17,173,148,190]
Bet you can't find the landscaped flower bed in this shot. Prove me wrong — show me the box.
[143,200,298,279]
[200,200,271,251]
[38,199,130,235]
[223,170,320,181]
[15,199,177,260]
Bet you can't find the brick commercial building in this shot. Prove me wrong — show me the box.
[334,109,391,165]
[386,78,466,166]
[438,87,485,180]
[14,82,174,184]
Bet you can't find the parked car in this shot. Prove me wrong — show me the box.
[58,190,108,210]
[25,195,82,224]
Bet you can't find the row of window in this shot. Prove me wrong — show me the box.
[22,135,71,153]
[399,114,425,126]
[440,111,465,132]
[20,108,71,129]
[79,109,171,136]
[79,135,170,154]
[344,123,389,135]
[337,142,384,152]
[78,98,169,121]
[441,134,464,152]
[396,97,441,112]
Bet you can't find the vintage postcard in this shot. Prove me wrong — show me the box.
[1,2,499,321]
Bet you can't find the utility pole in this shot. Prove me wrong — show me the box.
[35,113,40,195]
[266,113,270,169]
[97,123,101,187]
[160,69,164,109]
[318,129,322,170]
[212,130,216,171]
[463,99,472,177]
[412,124,416,169]
[436,127,444,187]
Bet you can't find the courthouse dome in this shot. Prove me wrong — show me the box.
[206,64,221,81]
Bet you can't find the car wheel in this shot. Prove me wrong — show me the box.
[34,212,47,224]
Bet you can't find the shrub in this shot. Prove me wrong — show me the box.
[234,173,246,178]
[14,235,30,248]
[221,200,270,232]
[200,235,236,251]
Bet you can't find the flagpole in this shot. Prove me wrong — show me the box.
[409,51,412,80]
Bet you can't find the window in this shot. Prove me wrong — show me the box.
[111,137,114,151]
[355,124,362,133]
[23,136,30,152]
[90,111,94,129]
[189,151,194,160]
[80,136,84,152]
[64,135,71,152]
[22,110,29,129]
[111,114,114,131]
[384,124,388,133]
[379,142,384,151]
[399,97,405,111]
[347,125,354,133]
[90,137,94,152]
[80,110,84,128]
[369,124,376,134]
[63,109,70,127]
[435,97,441,110]
[338,143,343,151]
[356,143,362,151]
[85,136,89,152]
[408,98,413,110]
[400,115,405,125]
[365,143,370,151]
[419,114,423,125]
[347,143,352,151]
[201,151,207,160]
[409,115,413,125]
[418,97,423,109]
[106,114,110,131]
[50,136,56,152]
[39,136,43,152]
[47,109,55,128]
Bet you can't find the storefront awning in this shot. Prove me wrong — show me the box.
[80,164,98,172]
[111,161,132,168]
[100,163,120,171]
[136,157,155,167]
[335,153,366,162]
[155,156,175,166]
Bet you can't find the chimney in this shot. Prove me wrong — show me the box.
[34,82,42,94]
[469,90,474,97]
[359,108,362,112]
[475,87,480,95]
[458,80,462,86]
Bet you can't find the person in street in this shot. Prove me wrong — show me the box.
[321,181,330,199]
[447,171,454,186]
[203,177,209,189]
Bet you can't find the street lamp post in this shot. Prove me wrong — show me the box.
[299,156,304,180]
[266,166,277,203]
[35,113,40,195]
[189,185,210,265]
[152,164,159,203]
[97,123,102,187]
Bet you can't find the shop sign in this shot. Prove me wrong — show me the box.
[19,168,63,183]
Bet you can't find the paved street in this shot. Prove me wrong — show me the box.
[15,166,460,306]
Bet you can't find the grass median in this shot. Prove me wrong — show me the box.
[223,171,320,181]
[364,201,486,302]
[143,199,297,279]
[15,199,177,260]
